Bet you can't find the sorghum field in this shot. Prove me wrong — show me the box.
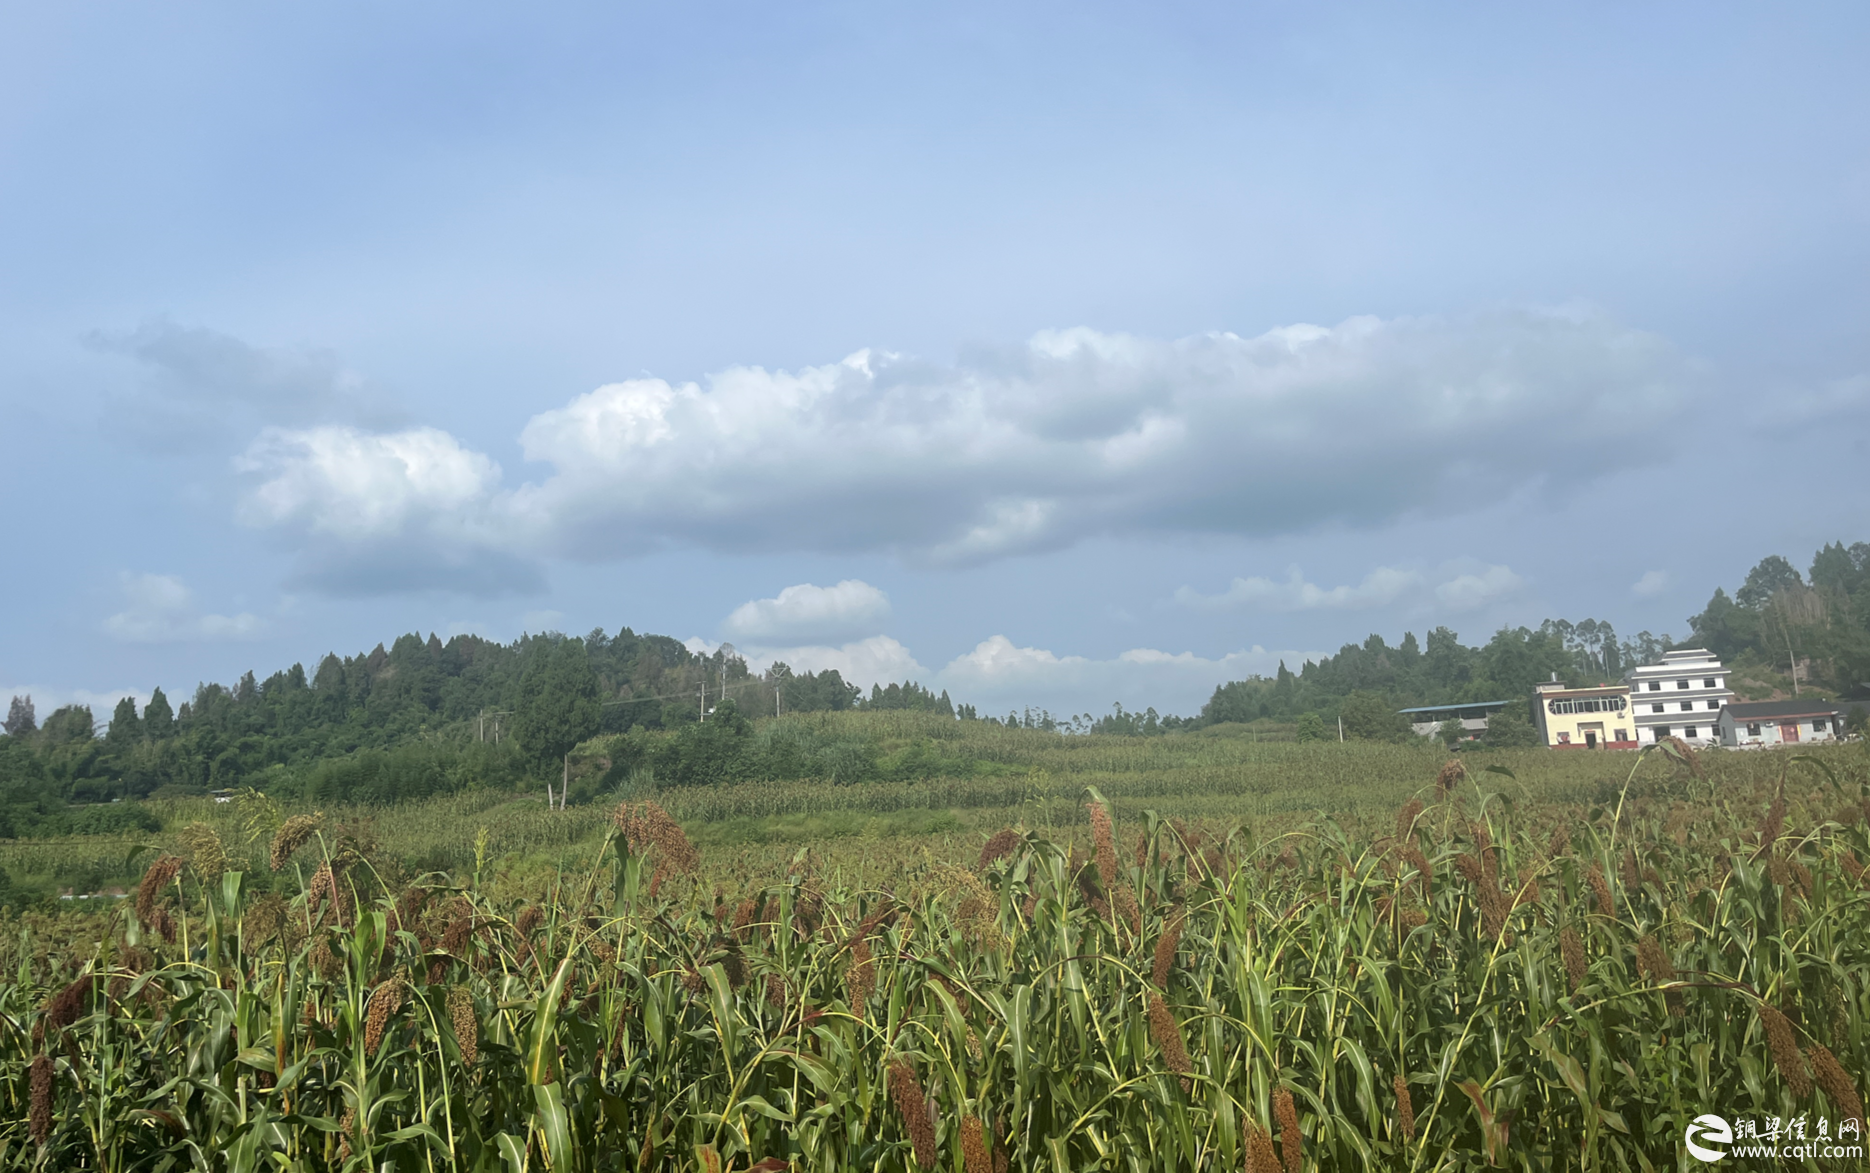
[2,725,1868,1170]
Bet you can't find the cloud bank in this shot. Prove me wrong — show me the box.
[102,573,262,643]
[722,580,892,644]
[1175,561,1524,615]
[231,309,1695,593]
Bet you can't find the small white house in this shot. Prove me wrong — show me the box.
[1716,700,1845,748]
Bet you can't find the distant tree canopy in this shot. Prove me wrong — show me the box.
[1186,621,1635,733]
[0,623,957,823]
[1690,541,1870,692]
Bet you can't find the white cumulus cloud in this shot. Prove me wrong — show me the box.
[101,573,262,643]
[231,309,1695,592]
[932,635,1322,716]
[1433,564,1526,611]
[687,635,928,691]
[1632,570,1669,597]
[1175,565,1423,611]
[236,425,501,542]
[722,580,892,643]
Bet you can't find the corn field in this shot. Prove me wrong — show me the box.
[3,742,1868,1170]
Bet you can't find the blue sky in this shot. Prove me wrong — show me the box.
[3,1,1867,720]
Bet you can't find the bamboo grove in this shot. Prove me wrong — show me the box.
[3,742,1868,1170]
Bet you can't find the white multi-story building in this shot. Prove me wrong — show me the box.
[1624,648,1734,746]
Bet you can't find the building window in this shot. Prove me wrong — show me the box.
[1683,726,1697,738]
[1703,678,1716,688]
[1748,723,1762,737]
[1557,732,1571,744]
[1648,681,1661,691]
[1615,728,1628,741]
[1708,700,1720,710]
[1676,680,1690,689]
[1655,726,1670,738]
[1680,701,1693,712]
[1814,719,1827,733]
[1652,704,1665,713]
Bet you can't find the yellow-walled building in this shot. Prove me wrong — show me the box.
[1533,679,1637,749]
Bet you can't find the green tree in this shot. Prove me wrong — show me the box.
[1339,690,1410,742]
[1736,555,1803,609]
[1295,712,1327,742]
[106,696,141,744]
[1437,717,1467,749]
[3,695,34,738]
[142,688,174,737]
[513,638,602,777]
[1484,703,1540,748]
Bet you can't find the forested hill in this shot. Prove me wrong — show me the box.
[0,626,953,825]
[1178,539,1870,737]
[2,539,1866,828]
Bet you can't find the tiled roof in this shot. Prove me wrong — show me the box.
[1722,699,1846,720]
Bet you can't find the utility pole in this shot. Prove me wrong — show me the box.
[699,683,706,723]
[1338,716,1344,742]
[563,753,570,810]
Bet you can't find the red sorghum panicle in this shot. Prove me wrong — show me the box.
[29,1054,53,1145]
[1147,992,1193,1092]
[364,977,405,1055]
[46,974,92,1033]
[1560,926,1586,991]
[1758,790,1787,849]
[1435,758,1466,800]
[961,1115,991,1173]
[1274,1085,1302,1173]
[1152,911,1185,989]
[1395,1073,1416,1141]
[136,855,183,926]
[1245,1121,1280,1173]
[1758,1004,1812,1096]
[848,936,875,1016]
[1587,866,1614,916]
[270,814,320,871]
[1807,1043,1864,1136]
[448,986,478,1066]
[888,1060,937,1168]
[1395,799,1424,841]
[977,829,1020,870]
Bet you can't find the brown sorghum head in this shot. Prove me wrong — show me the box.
[1146,992,1192,1093]
[847,936,875,1018]
[977,829,1021,871]
[1394,1073,1416,1141]
[364,977,405,1056]
[614,801,699,876]
[1587,866,1614,917]
[448,986,478,1066]
[888,1060,938,1168]
[1560,925,1586,991]
[1245,1121,1280,1173]
[1274,1085,1302,1173]
[961,1115,991,1173]
[1807,1043,1864,1136]
[45,974,93,1034]
[1088,802,1119,890]
[270,814,321,871]
[1758,1004,1812,1097]
[1396,799,1424,842]
[1152,911,1185,989]
[136,855,184,927]
[1434,758,1467,800]
[29,1054,54,1145]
